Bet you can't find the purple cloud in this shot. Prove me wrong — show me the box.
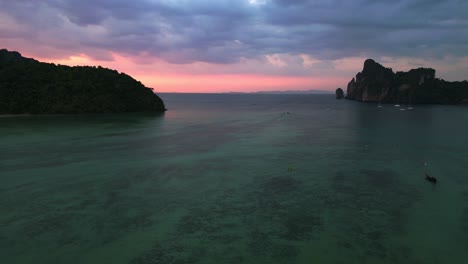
[1,0,467,64]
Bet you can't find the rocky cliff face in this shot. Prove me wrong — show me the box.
[345,59,468,104]
[346,59,394,102]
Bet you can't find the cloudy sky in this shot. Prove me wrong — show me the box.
[1,0,467,92]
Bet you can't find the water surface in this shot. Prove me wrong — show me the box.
[1,94,468,263]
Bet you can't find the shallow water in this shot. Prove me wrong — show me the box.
[1,94,468,263]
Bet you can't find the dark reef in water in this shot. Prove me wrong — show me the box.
[346,59,468,104]
[0,49,166,114]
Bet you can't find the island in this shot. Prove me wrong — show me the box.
[345,59,468,104]
[0,49,166,114]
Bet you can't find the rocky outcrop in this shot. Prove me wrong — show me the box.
[346,59,394,102]
[345,59,468,104]
[335,88,344,99]
[0,49,166,114]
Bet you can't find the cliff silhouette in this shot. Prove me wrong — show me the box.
[346,59,468,104]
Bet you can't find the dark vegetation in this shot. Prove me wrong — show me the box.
[346,59,468,104]
[0,49,166,114]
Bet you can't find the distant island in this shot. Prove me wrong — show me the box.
[0,49,166,114]
[345,59,468,104]
[225,90,333,94]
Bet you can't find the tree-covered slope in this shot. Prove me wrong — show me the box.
[0,49,166,114]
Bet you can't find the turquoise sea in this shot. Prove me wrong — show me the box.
[1,93,468,263]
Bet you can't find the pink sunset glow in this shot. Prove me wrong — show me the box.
[4,47,468,94]
[2,0,468,93]
[24,50,349,93]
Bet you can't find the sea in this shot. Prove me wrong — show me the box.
[1,93,468,264]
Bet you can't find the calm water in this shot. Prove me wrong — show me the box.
[1,94,468,263]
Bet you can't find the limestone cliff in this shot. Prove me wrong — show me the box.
[345,59,468,104]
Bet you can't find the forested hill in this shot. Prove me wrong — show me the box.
[0,49,166,114]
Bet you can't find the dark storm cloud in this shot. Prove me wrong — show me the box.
[1,0,467,63]
[265,0,468,58]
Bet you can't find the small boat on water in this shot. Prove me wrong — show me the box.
[425,173,437,184]
[407,95,414,110]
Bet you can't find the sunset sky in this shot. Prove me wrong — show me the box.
[1,0,467,93]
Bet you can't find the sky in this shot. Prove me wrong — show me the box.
[1,0,468,93]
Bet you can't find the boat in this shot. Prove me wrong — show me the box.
[394,94,400,107]
[407,94,414,110]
